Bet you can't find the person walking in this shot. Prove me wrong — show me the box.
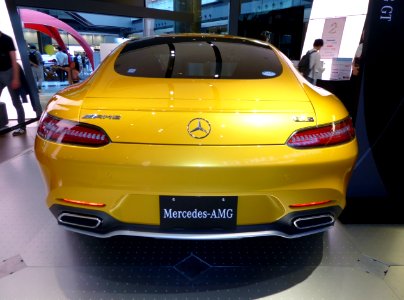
[0,31,26,136]
[28,44,44,92]
[307,38,325,85]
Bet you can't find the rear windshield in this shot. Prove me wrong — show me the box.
[114,36,283,79]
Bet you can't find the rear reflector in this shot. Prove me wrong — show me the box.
[58,198,106,207]
[290,200,333,208]
[287,117,355,148]
[37,113,110,146]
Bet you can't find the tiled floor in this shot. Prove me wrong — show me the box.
[1,83,404,299]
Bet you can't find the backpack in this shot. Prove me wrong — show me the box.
[35,51,43,65]
[29,51,38,65]
[297,50,316,77]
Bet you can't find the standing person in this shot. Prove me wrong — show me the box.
[81,52,87,76]
[55,46,71,84]
[55,46,67,81]
[307,38,325,85]
[0,31,26,136]
[349,30,364,123]
[73,52,82,73]
[69,60,80,84]
[28,45,44,92]
[17,63,29,103]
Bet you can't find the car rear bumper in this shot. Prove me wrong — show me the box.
[50,204,341,240]
[36,140,356,238]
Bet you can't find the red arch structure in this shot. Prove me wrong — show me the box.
[19,8,94,69]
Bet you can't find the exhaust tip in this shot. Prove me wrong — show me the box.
[58,212,102,229]
[293,214,334,230]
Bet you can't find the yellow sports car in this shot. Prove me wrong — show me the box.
[35,33,358,240]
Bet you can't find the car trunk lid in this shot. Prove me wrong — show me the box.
[79,78,315,145]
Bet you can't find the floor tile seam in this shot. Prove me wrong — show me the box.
[0,148,34,166]
[387,263,404,267]
[382,278,404,300]
[6,264,77,269]
[336,224,385,263]
[349,244,404,267]
[7,263,378,270]
[313,264,394,285]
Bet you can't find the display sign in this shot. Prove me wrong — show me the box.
[321,17,346,59]
[330,57,352,80]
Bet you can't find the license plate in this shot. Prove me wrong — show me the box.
[160,196,237,229]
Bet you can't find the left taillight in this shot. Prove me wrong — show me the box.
[37,113,110,146]
[287,117,355,148]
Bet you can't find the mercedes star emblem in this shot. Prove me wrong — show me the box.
[187,118,211,139]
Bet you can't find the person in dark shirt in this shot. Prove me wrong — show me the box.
[0,31,26,136]
[28,44,44,92]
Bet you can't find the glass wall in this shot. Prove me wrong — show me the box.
[142,0,312,59]
[142,0,313,37]
[144,0,230,34]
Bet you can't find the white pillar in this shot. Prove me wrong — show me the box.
[143,18,155,37]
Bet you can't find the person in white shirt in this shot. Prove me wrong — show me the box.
[55,46,71,84]
[308,39,324,85]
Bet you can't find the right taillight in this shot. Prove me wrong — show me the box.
[37,113,110,147]
[287,117,355,148]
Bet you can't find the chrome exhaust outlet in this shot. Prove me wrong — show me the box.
[293,214,335,230]
[58,212,102,229]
